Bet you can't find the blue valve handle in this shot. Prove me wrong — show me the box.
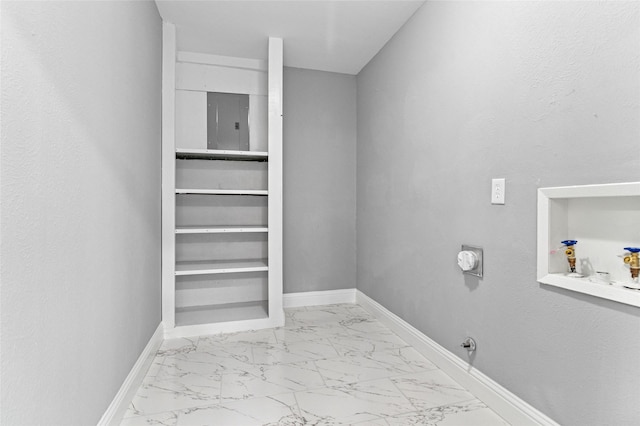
[561,240,578,246]
[624,247,640,253]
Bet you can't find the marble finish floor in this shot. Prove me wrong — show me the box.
[122,304,510,425]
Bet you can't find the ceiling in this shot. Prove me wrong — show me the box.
[155,0,425,75]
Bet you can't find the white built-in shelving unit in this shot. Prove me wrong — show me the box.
[162,22,284,338]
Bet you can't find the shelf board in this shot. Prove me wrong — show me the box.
[176,148,268,162]
[540,273,640,308]
[175,188,268,196]
[175,301,269,326]
[176,226,268,234]
[175,259,268,276]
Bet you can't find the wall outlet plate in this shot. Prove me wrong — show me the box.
[491,178,506,205]
[461,245,483,278]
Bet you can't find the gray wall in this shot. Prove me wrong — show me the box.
[283,67,357,293]
[356,2,640,425]
[0,1,162,424]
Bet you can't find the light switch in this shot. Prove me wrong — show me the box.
[491,178,505,205]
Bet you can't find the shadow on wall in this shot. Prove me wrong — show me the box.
[464,274,481,292]
[540,284,640,319]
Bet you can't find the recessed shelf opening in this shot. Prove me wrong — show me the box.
[176,194,267,228]
[537,182,640,307]
[176,271,268,309]
[175,301,269,327]
[176,158,267,191]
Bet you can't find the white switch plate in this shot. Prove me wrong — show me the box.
[491,178,505,204]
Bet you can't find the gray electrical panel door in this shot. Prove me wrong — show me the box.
[207,92,250,151]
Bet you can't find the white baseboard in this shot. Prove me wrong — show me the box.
[98,322,164,426]
[283,288,356,308]
[356,290,559,426]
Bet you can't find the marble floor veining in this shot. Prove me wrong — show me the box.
[121,304,510,425]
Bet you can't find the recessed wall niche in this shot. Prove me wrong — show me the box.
[537,182,640,307]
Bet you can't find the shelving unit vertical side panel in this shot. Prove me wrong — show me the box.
[162,22,177,329]
[267,37,284,324]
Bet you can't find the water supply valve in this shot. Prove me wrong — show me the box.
[561,240,579,275]
[550,240,583,277]
[622,247,640,282]
[461,337,476,352]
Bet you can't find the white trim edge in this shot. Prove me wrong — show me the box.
[98,322,164,426]
[356,290,559,426]
[283,288,357,308]
[177,51,267,71]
